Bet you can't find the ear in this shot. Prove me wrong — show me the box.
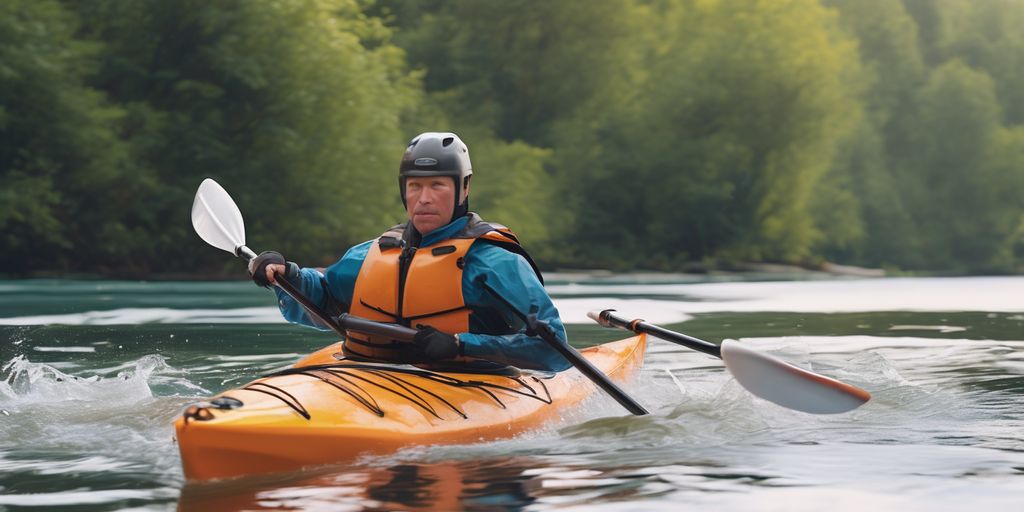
[461,177,471,203]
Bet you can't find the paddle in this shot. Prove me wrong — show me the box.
[479,282,648,416]
[191,178,649,415]
[191,178,418,343]
[588,309,871,414]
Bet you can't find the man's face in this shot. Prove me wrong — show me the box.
[405,176,464,234]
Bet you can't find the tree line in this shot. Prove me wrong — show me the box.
[2,0,1023,277]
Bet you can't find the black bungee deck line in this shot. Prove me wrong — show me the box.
[191,363,554,422]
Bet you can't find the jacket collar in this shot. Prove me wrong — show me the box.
[419,215,470,247]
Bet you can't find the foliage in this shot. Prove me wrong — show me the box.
[2,0,1024,276]
[903,61,1023,272]
[373,0,640,147]
[0,0,136,274]
[824,0,1024,272]
[554,0,862,267]
[73,0,421,271]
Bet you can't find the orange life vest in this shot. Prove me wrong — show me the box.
[343,214,541,363]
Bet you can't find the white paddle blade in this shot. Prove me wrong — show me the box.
[191,178,246,254]
[720,339,871,414]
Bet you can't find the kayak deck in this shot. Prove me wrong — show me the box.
[175,334,646,481]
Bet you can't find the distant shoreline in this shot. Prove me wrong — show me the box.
[13,260,1022,282]
[545,262,886,284]
[0,261,892,282]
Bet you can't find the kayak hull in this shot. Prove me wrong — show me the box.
[175,334,647,481]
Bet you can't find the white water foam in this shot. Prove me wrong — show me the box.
[0,355,202,486]
[0,355,163,406]
[0,306,283,326]
[0,488,179,507]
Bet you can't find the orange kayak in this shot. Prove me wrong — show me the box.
[175,334,647,481]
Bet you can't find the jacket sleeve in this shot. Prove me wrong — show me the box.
[458,242,572,372]
[271,240,372,330]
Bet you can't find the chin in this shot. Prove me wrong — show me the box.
[413,221,441,233]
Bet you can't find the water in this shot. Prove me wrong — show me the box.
[1,276,1022,510]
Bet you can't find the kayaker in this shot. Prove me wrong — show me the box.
[249,132,571,372]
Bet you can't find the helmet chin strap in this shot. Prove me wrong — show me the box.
[451,198,469,224]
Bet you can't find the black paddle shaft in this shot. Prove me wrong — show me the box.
[526,314,649,416]
[479,281,649,416]
[594,310,722,359]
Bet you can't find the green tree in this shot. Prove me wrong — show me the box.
[940,0,1024,125]
[982,126,1024,271]
[904,61,1024,271]
[468,138,555,257]
[821,0,928,268]
[375,0,641,147]
[0,0,137,274]
[556,0,861,268]
[69,0,421,271]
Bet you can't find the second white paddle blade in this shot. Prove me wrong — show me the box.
[720,339,871,414]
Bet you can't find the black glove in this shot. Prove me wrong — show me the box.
[248,251,297,288]
[413,326,461,360]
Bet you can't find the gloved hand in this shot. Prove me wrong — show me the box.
[413,326,461,360]
[248,251,297,288]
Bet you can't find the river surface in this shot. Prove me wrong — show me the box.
[1,276,1022,511]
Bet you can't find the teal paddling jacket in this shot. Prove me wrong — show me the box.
[272,215,571,372]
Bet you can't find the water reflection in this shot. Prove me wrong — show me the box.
[177,457,541,511]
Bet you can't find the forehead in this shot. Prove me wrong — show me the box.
[404,176,453,187]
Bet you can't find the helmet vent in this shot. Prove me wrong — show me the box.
[442,137,454,147]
